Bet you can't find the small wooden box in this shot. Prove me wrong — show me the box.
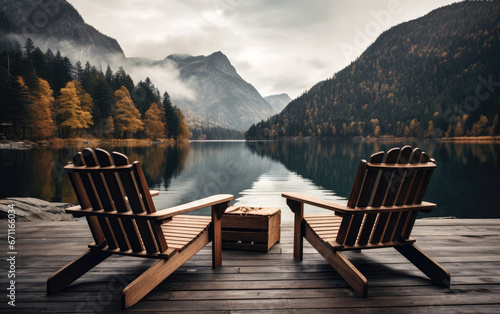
[221,206,281,252]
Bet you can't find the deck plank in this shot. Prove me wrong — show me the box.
[0,219,499,312]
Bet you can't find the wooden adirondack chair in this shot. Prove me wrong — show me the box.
[282,146,450,297]
[47,148,233,309]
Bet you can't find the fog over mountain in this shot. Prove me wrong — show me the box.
[0,0,123,61]
[164,52,276,131]
[0,0,277,131]
[264,94,292,114]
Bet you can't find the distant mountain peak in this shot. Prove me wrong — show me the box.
[167,51,276,130]
[264,94,292,114]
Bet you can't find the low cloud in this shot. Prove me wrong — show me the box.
[122,59,196,101]
[67,0,460,99]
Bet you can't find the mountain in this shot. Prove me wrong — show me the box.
[265,93,292,113]
[247,1,500,139]
[1,1,277,134]
[164,52,276,131]
[0,0,124,61]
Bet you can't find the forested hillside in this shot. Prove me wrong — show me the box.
[247,1,500,139]
[0,40,190,141]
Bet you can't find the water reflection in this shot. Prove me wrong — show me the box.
[1,140,499,221]
[247,140,500,219]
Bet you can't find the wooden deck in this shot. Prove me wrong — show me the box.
[2,218,500,313]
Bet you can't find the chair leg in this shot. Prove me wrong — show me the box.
[286,199,304,261]
[121,259,174,309]
[304,226,368,297]
[324,250,368,297]
[121,229,210,309]
[47,249,111,294]
[396,243,451,288]
[211,202,228,269]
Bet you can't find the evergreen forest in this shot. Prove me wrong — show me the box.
[246,2,500,140]
[0,38,190,141]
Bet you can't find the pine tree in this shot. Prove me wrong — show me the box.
[113,67,134,92]
[0,68,28,127]
[32,47,48,79]
[50,51,73,96]
[91,75,113,130]
[74,61,84,82]
[163,91,179,139]
[104,65,113,86]
[133,78,160,115]
[112,86,143,138]
[24,38,35,59]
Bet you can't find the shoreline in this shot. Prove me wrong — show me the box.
[0,138,179,149]
[277,135,500,144]
[1,135,499,150]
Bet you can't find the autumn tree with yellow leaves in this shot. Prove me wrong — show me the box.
[175,107,191,140]
[144,102,166,139]
[56,81,93,138]
[112,86,144,138]
[18,77,56,140]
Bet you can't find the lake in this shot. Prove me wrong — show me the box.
[1,140,499,222]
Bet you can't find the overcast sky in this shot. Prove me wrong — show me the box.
[67,0,459,99]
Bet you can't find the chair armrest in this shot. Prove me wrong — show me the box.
[150,194,233,220]
[282,192,350,214]
[65,194,234,221]
[282,192,436,214]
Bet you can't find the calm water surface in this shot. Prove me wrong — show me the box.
[1,140,499,222]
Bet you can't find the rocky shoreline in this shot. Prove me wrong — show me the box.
[0,198,77,222]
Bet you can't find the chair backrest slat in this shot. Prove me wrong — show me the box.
[112,152,159,254]
[381,149,420,243]
[401,155,435,239]
[82,149,115,211]
[395,148,422,206]
[371,148,401,207]
[95,149,142,252]
[384,146,412,206]
[370,147,408,243]
[74,152,118,250]
[131,161,168,252]
[340,160,366,246]
[82,149,131,252]
[346,152,384,245]
[336,146,436,247]
[370,146,412,243]
[357,151,389,245]
[67,153,106,246]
